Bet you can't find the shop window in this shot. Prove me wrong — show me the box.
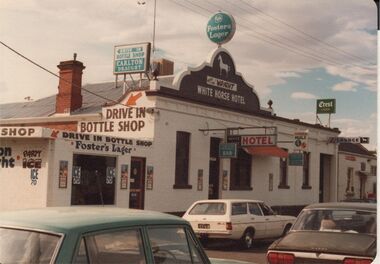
[302,152,311,188]
[361,162,366,171]
[230,148,252,190]
[173,131,192,189]
[278,149,289,189]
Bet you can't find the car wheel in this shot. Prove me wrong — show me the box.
[241,229,254,249]
[282,224,291,237]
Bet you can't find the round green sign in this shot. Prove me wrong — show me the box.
[206,12,236,45]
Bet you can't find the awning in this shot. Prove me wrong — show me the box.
[243,146,288,158]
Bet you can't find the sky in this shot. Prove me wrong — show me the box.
[0,0,378,150]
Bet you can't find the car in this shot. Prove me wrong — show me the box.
[182,199,296,249]
[0,207,254,264]
[267,202,376,264]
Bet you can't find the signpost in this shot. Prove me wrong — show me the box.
[114,43,151,75]
[293,130,308,151]
[206,12,236,45]
[289,153,303,166]
[328,137,370,144]
[219,143,237,158]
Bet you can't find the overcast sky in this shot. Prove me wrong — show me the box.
[1,0,377,150]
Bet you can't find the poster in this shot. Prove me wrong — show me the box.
[59,160,68,188]
[197,169,203,191]
[146,166,153,190]
[120,164,129,189]
[106,167,115,184]
[222,170,228,190]
[72,166,81,185]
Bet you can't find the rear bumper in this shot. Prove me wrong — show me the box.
[194,230,237,239]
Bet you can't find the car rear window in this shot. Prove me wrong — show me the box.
[189,203,226,215]
[292,209,376,234]
[0,227,61,264]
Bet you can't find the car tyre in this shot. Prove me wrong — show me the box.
[241,229,254,249]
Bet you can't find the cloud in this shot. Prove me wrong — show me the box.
[291,92,317,99]
[275,72,301,78]
[332,81,358,92]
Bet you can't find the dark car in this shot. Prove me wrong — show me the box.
[0,207,253,264]
[267,202,376,264]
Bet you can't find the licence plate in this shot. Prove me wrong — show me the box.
[198,223,210,229]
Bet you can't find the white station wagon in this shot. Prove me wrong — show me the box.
[183,199,296,249]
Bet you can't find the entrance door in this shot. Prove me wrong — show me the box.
[129,157,146,209]
[71,154,116,205]
[208,138,221,199]
[319,154,332,202]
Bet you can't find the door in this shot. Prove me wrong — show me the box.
[129,157,146,209]
[259,203,283,237]
[208,137,221,199]
[248,202,266,238]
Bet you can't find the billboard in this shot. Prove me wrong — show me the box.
[316,99,336,114]
[114,43,151,75]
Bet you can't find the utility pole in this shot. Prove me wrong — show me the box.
[375,0,379,30]
[152,0,157,55]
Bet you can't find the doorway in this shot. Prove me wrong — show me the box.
[129,157,146,209]
[71,154,116,205]
[208,137,221,199]
[319,154,332,202]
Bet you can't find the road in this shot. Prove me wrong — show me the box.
[205,239,273,264]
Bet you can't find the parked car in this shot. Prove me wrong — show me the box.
[182,199,296,249]
[0,207,253,264]
[267,202,376,264]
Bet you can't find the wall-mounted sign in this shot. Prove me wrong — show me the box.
[0,147,15,168]
[106,167,115,184]
[219,143,237,158]
[146,166,153,190]
[30,169,39,185]
[345,155,356,161]
[59,160,68,188]
[114,43,151,74]
[197,169,203,191]
[294,131,308,151]
[120,164,129,189]
[328,137,370,144]
[240,135,277,147]
[317,99,336,114]
[289,153,304,166]
[72,166,82,185]
[206,12,236,44]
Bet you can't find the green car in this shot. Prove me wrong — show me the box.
[0,207,252,264]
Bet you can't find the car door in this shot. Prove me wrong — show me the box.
[259,202,283,237]
[248,202,267,239]
[230,202,249,238]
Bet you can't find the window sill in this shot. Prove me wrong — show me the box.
[278,185,290,189]
[229,186,253,191]
[173,184,192,189]
[302,185,312,189]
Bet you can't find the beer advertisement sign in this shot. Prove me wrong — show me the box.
[316,99,336,114]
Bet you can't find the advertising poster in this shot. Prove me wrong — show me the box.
[197,169,203,191]
[120,164,129,189]
[106,167,115,184]
[59,160,68,188]
[146,166,153,190]
[72,166,81,185]
[222,170,228,190]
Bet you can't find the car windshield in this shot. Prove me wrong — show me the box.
[189,202,226,215]
[0,227,61,264]
[292,209,376,234]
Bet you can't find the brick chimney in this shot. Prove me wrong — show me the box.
[56,56,85,113]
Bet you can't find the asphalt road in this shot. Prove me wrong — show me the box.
[205,239,273,264]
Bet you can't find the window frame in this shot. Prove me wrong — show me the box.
[229,148,252,190]
[302,152,311,189]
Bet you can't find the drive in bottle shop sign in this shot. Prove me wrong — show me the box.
[316,99,336,114]
[206,12,236,44]
[114,43,151,74]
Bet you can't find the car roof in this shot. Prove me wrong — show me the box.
[192,199,264,203]
[304,202,376,212]
[0,207,188,234]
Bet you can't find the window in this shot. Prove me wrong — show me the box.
[174,131,192,189]
[371,165,377,176]
[74,229,146,264]
[147,227,206,264]
[279,149,289,188]
[361,162,366,171]
[231,202,248,215]
[302,152,310,188]
[346,167,354,194]
[248,203,262,216]
[189,202,226,215]
[230,148,252,190]
[259,203,275,216]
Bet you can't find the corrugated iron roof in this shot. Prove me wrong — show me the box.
[339,143,376,157]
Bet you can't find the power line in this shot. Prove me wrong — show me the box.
[239,0,376,65]
[0,41,125,107]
